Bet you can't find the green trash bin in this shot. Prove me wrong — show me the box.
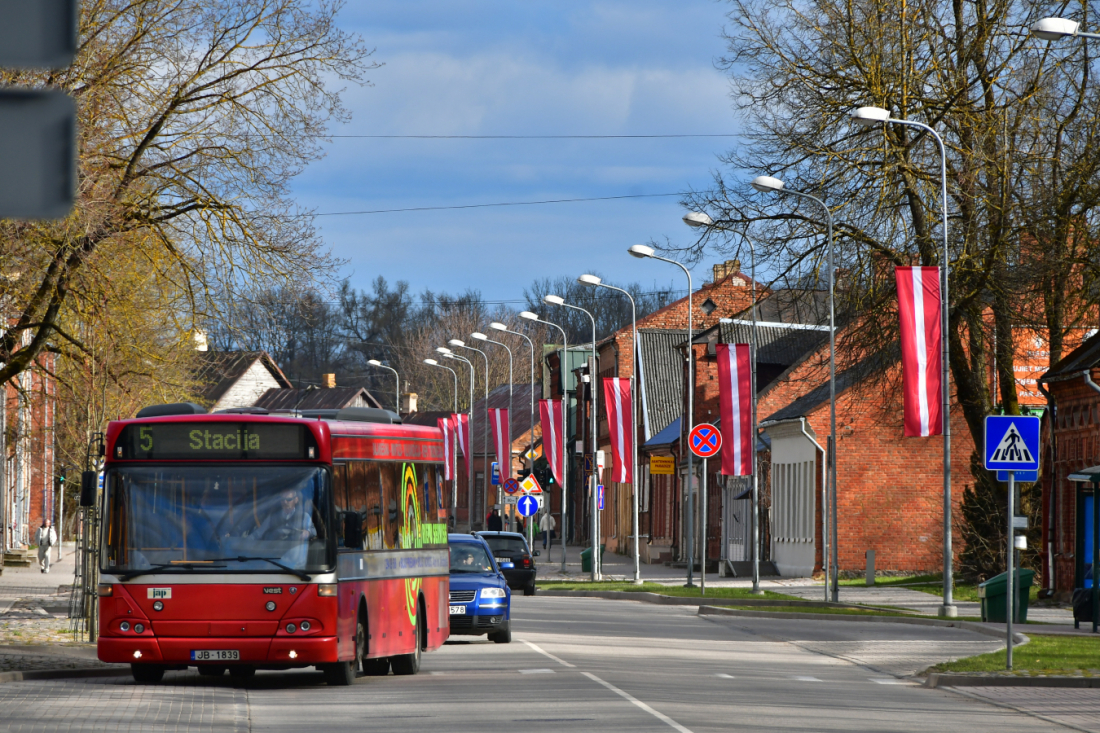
[579,544,607,573]
[978,568,1035,623]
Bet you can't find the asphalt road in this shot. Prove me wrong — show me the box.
[0,596,1081,732]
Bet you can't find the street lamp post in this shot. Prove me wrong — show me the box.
[520,311,571,573]
[628,244,698,588]
[579,274,643,585]
[439,347,476,532]
[451,339,491,530]
[367,359,400,414]
[852,105,956,617]
[424,358,460,523]
[544,294,602,581]
[491,321,537,547]
[473,331,514,527]
[747,176,840,602]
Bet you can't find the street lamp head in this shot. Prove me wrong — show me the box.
[489,321,508,332]
[423,358,438,366]
[1032,17,1079,40]
[543,294,565,306]
[448,338,465,348]
[471,332,488,341]
[577,274,602,287]
[367,359,382,366]
[750,175,785,193]
[851,106,891,126]
[628,244,655,258]
[435,346,452,354]
[682,212,714,228]
[519,311,539,321]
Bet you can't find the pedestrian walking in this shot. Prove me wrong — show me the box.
[36,520,57,573]
[539,510,556,552]
[487,508,503,532]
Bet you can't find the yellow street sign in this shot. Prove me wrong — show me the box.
[649,455,675,475]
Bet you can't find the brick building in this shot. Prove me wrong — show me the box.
[2,354,58,557]
[1037,334,1100,597]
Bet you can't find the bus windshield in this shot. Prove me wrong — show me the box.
[101,464,333,575]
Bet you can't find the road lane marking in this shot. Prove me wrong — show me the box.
[581,671,694,733]
[791,676,821,682]
[519,668,555,674]
[519,639,576,668]
[869,678,912,685]
[715,673,734,679]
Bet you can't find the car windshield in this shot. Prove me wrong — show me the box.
[100,464,333,574]
[482,536,528,556]
[449,543,494,573]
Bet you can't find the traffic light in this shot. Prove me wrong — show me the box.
[0,0,78,220]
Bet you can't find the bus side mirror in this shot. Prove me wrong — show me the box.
[80,471,97,507]
[343,512,364,548]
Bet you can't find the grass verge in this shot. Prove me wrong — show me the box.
[841,573,1040,604]
[928,634,1100,676]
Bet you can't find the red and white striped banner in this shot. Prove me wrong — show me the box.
[602,378,634,483]
[437,416,455,480]
[453,412,471,462]
[716,343,754,476]
[539,399,564,487]
[896,266,943,437]
[489,408,511,481]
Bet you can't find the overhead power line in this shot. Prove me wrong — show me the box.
[313,192,686,217]
[325,134,738,139]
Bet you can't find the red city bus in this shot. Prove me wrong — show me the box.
[95,405,451,685]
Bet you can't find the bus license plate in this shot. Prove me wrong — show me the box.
[191,650,240,661]
[449,605,466,615]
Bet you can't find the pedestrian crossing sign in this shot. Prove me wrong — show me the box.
[984,416,1040,472]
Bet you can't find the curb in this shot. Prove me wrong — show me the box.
[0,667,130,683]
[925,672,1100,688]
[539,589,883,612]
[696,604,1029,643]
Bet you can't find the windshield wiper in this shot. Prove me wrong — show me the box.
[210,556,312,582]
[118,563,227,582]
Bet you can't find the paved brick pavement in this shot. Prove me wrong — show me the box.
[950,686,1100,732]
[0,675,248,733]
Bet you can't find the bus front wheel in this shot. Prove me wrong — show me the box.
[131,663,165,683]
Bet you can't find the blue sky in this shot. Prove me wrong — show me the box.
[292,1,739,304]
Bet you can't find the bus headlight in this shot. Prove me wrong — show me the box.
[120,622,130,632]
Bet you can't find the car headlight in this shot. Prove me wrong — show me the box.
[479,587,506,599]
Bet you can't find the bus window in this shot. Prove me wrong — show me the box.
[362,463,383,550]
[380,463,399,549]
[420,465,435,519]
[333,464,349,546]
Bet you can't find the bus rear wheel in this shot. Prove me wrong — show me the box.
[131,663,165,683]
[390,607,423,676]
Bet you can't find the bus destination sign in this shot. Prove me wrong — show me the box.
[115,422,317,461]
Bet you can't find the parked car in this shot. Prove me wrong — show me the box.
[474,531,538,596]
[447,533,512,643]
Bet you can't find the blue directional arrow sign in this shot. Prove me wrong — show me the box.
[517,494,539,517]
[984,416,1040,472]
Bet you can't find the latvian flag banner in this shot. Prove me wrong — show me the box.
[489,408,511,482]
[453,412,471,463]
[437,416,455,480]
[602,378,634,483]
[716,343,753,476]
[896,266,942,437]
[539,399,564,487]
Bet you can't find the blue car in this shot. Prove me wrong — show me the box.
[447,533,512,643]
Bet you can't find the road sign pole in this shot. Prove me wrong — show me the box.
[701,458,707,596]
[1006,470,1014,671]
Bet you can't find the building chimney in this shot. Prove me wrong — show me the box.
[322,373,336,389]
[712,259,742,283]
[192,330,209,352]
[401,392,418,414]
